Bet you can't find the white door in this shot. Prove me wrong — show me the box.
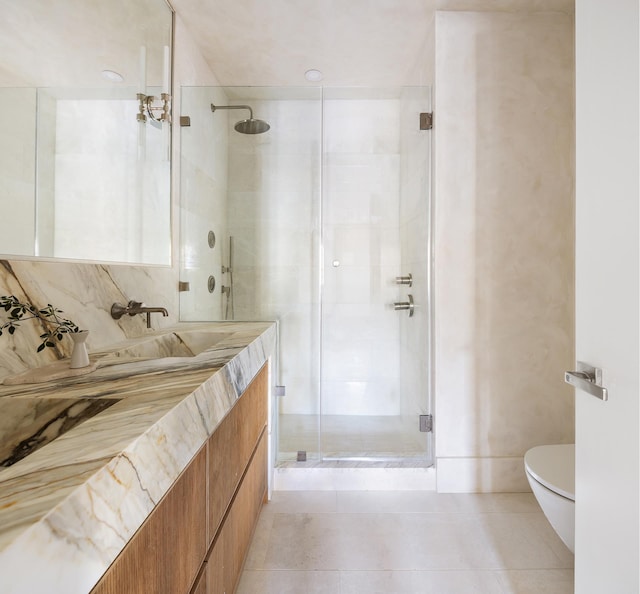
[575,1,639,592]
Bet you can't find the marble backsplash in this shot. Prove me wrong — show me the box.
[0,259,179,381]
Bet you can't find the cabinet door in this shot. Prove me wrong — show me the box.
[91,446,207,594]
[207,431,268,594]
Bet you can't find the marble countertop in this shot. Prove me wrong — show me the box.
[0,321,276,594]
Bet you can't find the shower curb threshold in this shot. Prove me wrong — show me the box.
[273,465,436,491]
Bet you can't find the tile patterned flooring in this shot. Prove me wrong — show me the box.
[237,491,574,593]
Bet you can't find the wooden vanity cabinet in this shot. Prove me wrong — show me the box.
[91,363,268,594]
[206,433,268,594]
[91,446,207,594]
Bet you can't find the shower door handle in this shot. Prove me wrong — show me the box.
[393,294,414,317]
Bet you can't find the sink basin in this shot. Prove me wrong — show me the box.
[102,330,234,361]
[0,397,118,468]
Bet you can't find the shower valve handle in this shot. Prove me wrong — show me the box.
[393,294,414,317]
[395,274,413,287]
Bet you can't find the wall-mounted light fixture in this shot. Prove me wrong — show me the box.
[136,92,171,124]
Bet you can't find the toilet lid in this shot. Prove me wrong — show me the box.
[524,444,575,501]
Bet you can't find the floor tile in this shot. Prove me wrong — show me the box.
[339,570,505,594]
[263,491,338,514]
[336,490,458,514]
[472,513,574,569]
[258,512,551,571]
[495,569,574,593]
[240,491,575,593]
[236,570,340,594]
[450,493,541,514]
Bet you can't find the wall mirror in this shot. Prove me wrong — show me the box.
[0,0,173,265]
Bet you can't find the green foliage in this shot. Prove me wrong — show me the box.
[0,295,82,353]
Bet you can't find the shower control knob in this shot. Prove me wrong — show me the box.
[393,294,415,317]
[395,273,413,287]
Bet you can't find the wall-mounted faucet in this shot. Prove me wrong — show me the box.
[111,300,169,329]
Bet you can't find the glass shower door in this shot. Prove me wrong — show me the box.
[320,87,432,462]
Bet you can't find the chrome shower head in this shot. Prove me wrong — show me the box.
[234,117,270,134]
[210,103,270,134]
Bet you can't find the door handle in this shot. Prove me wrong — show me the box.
[564,361,608,401]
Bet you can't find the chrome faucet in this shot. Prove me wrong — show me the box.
[111,300,169,329]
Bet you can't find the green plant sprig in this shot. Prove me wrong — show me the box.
[0,295,82,353]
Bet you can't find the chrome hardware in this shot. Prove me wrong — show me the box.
[396,274,413,287]
[419,414,433,433]
[137,93,171,124]
[207,275,216,293]
[564,361,608,401]
[178,281,190,292]
[420,112,433,130]
[221,285,231,296]
[393,294,414,317]
[179,115,191,127]
[208,230,216,249]
[111,300,169,329]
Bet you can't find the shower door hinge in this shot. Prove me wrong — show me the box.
[419,414,433,433]
[180,115,191,127]
[419,112,433,130]
[275,385,286,397]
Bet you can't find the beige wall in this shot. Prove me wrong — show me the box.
[434,10,575,491]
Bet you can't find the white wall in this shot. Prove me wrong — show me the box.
[574,1,639,591]
[434,10,575,492]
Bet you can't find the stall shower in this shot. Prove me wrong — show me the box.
[180,86,433,465]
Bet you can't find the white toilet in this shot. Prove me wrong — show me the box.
[524,444,575,553]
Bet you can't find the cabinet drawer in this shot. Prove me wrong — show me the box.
[207,431,268,594]
[208,364,268,541]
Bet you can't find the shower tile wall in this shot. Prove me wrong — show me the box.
[227,97,322,415]
[322,98,402,416]
[180,86,229,320]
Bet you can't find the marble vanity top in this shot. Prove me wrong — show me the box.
[0,321,276,594]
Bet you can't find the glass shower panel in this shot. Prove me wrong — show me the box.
[178,85,431,466]
[223,88,323,463]
[320,87,432,461]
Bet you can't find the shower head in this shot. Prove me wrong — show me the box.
[210,103,270,134]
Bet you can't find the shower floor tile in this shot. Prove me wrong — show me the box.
[278,414,427,461]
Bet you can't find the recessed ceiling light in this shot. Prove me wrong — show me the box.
[304,69,323,82]
[101,69,124,83]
